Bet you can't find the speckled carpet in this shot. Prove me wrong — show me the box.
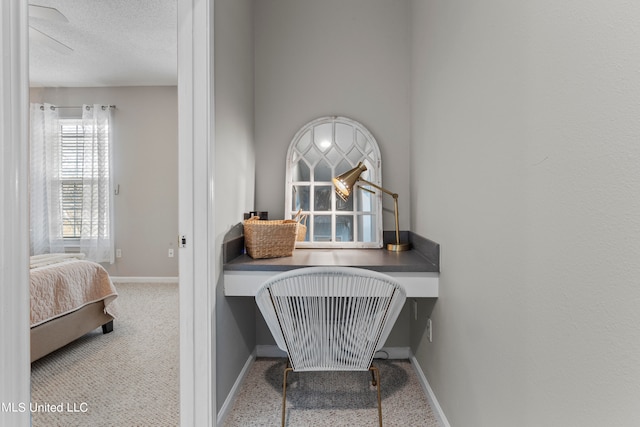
[30,282,179,427]
[223,358,441,427]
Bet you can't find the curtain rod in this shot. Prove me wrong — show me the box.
[39,105,116,111]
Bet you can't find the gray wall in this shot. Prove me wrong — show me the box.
[409,1,640,426]
[253,0,411,229]
[214,0,256,413]
[253,0,413,348]
[29,86,179,277]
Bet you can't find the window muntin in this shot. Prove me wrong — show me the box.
[285,116,383,248]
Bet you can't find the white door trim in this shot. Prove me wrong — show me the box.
[0,1,31,426]
[1,0,215,425]
[178,0,216,425]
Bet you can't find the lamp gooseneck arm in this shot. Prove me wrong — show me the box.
[356,178,398,198]
[357,178,401,245]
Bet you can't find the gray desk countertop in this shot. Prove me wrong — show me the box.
[223,232,439,273]
[224,248,436,272]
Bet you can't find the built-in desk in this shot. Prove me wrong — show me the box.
[223,233,440,298]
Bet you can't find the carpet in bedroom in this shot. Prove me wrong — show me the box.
[30,282,179,427]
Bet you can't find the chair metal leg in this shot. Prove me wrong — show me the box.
[283,362,381,426]
[282,364,293,427]
[370,365,382,427]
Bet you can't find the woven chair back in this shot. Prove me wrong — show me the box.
[256,267,406,372]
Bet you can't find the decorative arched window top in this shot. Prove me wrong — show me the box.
[285,116,383,248]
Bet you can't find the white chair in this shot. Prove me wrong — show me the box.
[256,266,407,426]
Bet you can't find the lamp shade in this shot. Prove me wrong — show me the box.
[332,162,368,202]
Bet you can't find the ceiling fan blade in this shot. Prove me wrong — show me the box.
[29,4,69,22]
[29,27,73,54]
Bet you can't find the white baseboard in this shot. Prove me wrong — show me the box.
[110,276,179,283]
[410,355,451,427]
[217,350,256,426]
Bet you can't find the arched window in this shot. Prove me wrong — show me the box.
[285,116,383,248]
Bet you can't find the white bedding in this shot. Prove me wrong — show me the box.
[30,255,118,327]
[30,253,86,269]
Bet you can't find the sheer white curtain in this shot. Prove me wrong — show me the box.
[79,104,115,263]
[29,103,65,255]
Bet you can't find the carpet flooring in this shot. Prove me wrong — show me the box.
[31,282,440,427]
[30,282,180,427]
[223,357,441,427]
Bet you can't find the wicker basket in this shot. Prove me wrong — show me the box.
[244,217,299,259]
[296,215,308,242]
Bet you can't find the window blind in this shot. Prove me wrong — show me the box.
[60,120,85,239]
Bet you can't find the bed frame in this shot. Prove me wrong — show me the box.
[30,301,114,363]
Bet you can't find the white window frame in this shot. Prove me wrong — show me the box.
[285,116,383,248]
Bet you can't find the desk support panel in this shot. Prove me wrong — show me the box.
[224,270,439,298]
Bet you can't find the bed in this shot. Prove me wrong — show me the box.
[30,253,119,362]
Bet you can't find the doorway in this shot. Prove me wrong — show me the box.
[0,0,215,425]
[28,1,179,425]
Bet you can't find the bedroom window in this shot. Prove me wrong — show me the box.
[30,103,115,263]
[285,116,383,248]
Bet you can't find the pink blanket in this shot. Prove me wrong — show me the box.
[30,258,119,327]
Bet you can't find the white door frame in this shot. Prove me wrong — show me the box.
[178,0,216,425]
[0,1,31,426]
[0,0,215,425]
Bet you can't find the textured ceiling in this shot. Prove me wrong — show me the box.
[29,0,177,87]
